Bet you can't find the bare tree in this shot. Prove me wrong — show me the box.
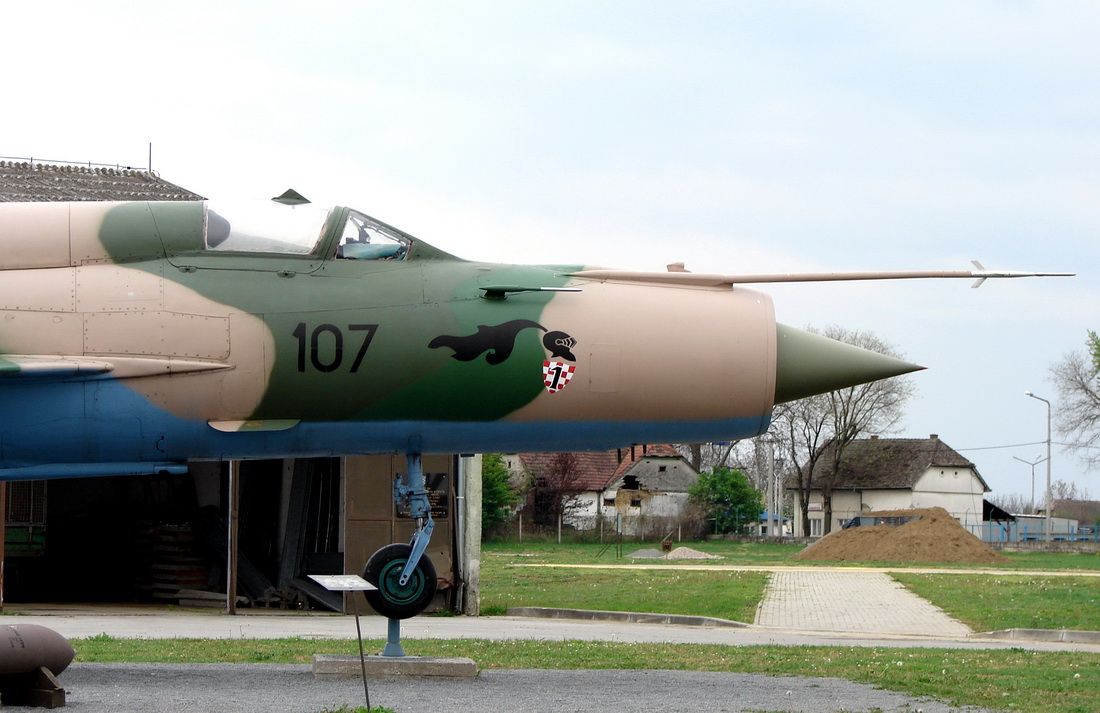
[677,442,738,474]
[1051,332,1100,471]
[989,481,1092,517]
[528,452,586,530]
[1052,479,1093,501]
[987,491,1033,515]
[771,325,916,536]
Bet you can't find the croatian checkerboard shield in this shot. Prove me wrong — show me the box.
[542,360,576,394]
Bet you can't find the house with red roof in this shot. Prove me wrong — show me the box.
[505,445,701,537]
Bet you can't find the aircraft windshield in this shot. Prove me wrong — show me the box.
[336,210,410,260]
[204,201,331,254]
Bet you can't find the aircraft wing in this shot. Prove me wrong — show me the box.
[571,261,1074,289]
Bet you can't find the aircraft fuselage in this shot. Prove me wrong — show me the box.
[0,200,795,478]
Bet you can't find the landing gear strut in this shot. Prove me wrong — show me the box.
[361,453,438,619]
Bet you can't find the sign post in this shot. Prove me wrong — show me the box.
[308,574,377,710]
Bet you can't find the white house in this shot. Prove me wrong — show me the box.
[791,434,990,537]
[507,445,699,537]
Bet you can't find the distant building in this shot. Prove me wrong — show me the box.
[506,445,700,537]
[1051,499,1100,529]
[0,160,201,202]
[792,434,990,537]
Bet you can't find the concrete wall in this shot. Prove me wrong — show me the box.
[566,489,691,537]
[990,540,1100,553]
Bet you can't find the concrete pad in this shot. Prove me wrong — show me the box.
[312,654,478,678]
[754,570,972,637]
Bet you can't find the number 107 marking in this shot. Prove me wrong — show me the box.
[293,323,379,373]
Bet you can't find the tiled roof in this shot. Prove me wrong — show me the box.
[800,435,983,490]
[519,444,688,492]
[519,451,621,491]
[0,161,202,202]
[1051,498,1100,524]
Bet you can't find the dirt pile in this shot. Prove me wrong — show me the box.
[666,546,722,560]
[795,507,1011,564]
[627,546,722,560]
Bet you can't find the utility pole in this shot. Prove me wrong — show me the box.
[1025,392,1053,543]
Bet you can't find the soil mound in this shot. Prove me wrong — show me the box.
[627,547,722,560]
[795,507,1011,564]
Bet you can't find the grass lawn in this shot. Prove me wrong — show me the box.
[73,636,1100,713]
[482,539,1100,630]
[482,539,1100,570]
[481,560,767,621]
[1002,551,1100,571]
[483,539,805,566]
[892,572,1100,632]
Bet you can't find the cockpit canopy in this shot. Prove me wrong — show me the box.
[204,201,410,261]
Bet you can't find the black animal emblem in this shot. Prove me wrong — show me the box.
[429,320,577,365]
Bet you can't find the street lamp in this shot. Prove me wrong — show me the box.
[1012,455,1047,514]
[1024,392,1053,543]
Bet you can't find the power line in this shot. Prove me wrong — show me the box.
[956,440,1083,452]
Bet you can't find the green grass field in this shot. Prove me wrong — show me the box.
[482,539,1100,570]
[482,559,768,621]
[481,539,1100,631]
[892,572,1100,632]
[471,538,1100,712]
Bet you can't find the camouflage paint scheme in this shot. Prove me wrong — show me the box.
[0,200,914,480]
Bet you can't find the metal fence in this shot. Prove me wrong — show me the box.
[966,521,1099,543]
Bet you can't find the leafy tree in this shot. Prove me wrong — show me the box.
[481,454,517,536]
[688,467,764,534]
[772,326,916,536]
[1051,331,1100,471]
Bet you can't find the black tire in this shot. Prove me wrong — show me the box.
[361,543,437,619]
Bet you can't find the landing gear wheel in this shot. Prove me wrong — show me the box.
[362,543,437,619]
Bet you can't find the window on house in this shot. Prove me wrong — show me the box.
[630,498,642,508]
[810,518,822,537]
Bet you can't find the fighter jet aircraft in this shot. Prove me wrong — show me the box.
[0,195,1070,617]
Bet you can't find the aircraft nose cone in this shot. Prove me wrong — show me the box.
[773,323,924,404]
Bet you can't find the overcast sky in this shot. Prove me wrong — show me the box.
[4,1,1097,504]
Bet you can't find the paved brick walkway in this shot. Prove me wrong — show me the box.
[754,570,972,637]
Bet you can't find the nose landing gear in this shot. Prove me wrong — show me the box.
[361,453,439,620]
